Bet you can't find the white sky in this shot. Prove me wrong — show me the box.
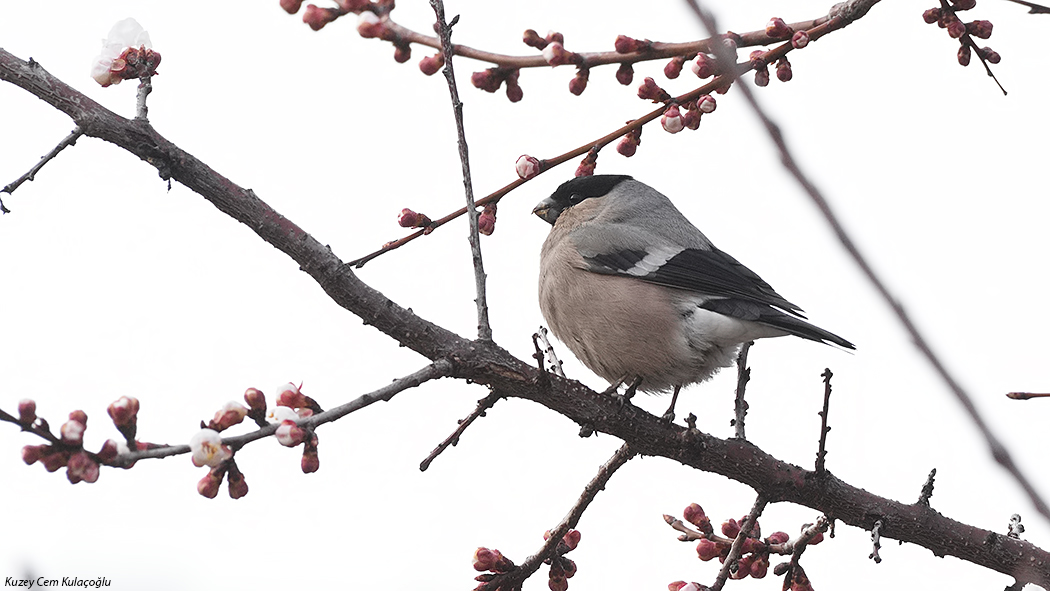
[1,1,1048,590]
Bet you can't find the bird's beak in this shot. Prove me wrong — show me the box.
[532,197,561,226]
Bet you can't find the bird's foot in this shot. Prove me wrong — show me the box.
[607,376,643,411]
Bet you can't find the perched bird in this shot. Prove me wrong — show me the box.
[534,174,853,418]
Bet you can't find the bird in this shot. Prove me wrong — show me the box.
[533,174,854,420]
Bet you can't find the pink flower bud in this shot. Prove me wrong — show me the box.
[210,401,249,431]
[658,56,682,79]
[276,382,308,408]
[227,466,248,499]
[979,47,1001,63]
[473,547,514,572]
[721,518,741,538]
[66,451,100,484]
[394,43,412,63]
[197,468,223,499]
[542,42,577,67]
[546,31,565,45]
[808,531,824,545]
[302,444,320,473]
[506,81,524,102]
[478,204,497,236]
[244,388,267,412]
[617,136,637,157]
[562,529,581,550]
[946,19,966,38]
[419,53,444,76]
[41,449,70,472]
[302,5,336,31]
[398,208,432,229]
[276,420,306,447]
[107,396,139,427]
[678,584,704,591]
[515,155,542,180]
[356,11,387,38]
[97,439,124,463]
[768,531,790,544]
[522,29,548,49]
[754,68,770,87]
[69,410,88,425]
[953,0,977,9]
[22,444,47,465]
[791,30,810,48]
[696,94,716,113]
[958,45,971,66]
[280,0,304,14]
[568,68,589,95]
[681,108,701,130]
[966,20,993,39]
[922,8,942,23]
[637,77,671,102]
[18,399,36,425]
[575,150,597,177]
[471,69,502,93]
[696,538,721,561]
[61,419,86,446]
[616,63,634,85]
[549,576,568,591]
[776,58,792,82]
[750,556,769,578]
[661,104,684,134]
[765,17,793,39]
[690,54,717,78]
[614,35,650,53]
[733,555,753,579]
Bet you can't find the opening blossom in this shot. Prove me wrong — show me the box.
[90,18,160,87]
[190,429,232,468]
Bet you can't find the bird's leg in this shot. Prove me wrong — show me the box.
[661,385,682,423]
[600,377,626,397]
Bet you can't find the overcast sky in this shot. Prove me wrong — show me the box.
[1,1,1048,590]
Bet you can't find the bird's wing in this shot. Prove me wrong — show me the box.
[584,246,805,315]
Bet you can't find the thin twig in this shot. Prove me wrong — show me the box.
[135,76,152,121]
[420,390,502,471]
[710,494,768,591]
[917,468,936,505]
[815,368,833,473]
[1006,392,1050,400]
[731,341,751,439]
[686,0,1050,523]
[1,126,84,211]
[114,360,451,466]
[430,0,491,342]
[869,519,883,563]
[480,443,637,590]
[536,327,565,378]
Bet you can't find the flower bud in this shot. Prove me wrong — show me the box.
[522,29,547,49]
[958,45,971,66]
[575,150,597,177]
[765,17,793,39]
[357,11,387,38]
[17,399,36,425]
[244,388,267,413]
[562,529,581,550]
[616,136,637,157]
[979,47,1001,63]
[637,77,671,102]
[696,538,721,561]
[471,69,503,93]
[750,555,769,578]
[966,20,993,39]
[276,420,306,447]
[515,155,542,180]
[568,68,589,95]
[776,58,792,82]
[398,208,432,229]
[616,63,635,85]
[61,418,86,446]
[227,466,249,499]
[615,35,650,53]
[303,4,337,31]
[302,443,320,473]
[473,547,514,572]
[22,444,47,465]
[478,204,497,236]
[546,31,565,45]
[697,94,716,113]
[210,401,248,432]
[197,468,223,499]
[661,104,684,134]
[281,0,304,14]
[767,531,790,544]
[542,42,577,67]
[922,8,942,23]
[953,0,976,9]
[107,396,140,428]
[394,43,412,63]
[946,19,966,38]
[721,518,741,538]
[791,30,810,48]
[690,54,717,79]
[66,451,100,484]
[419,53,444,76]
[754,68,770,87]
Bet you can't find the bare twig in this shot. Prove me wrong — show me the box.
[420,390,502,471]
[917,468,936,505]
[686,0,1050,523]
[479,443,637,590]
[536,327,565,378]
[113,360,451,466]
[1,126,84,211]
[815,368,833,473]
[731,341,751,439]
[135,76,152,121]
[430,0,491,342]
[1009,514,1026,539]
[1003,0,1050,13]
[869,519,884,563]
[1006,392,1050,400]
[710,494,768,591]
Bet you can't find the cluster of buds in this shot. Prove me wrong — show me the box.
[21,397,146,485]
[922,1,999,67]
[614,35,653,54]
[523,29,581,68]
[659,94,717,135]
[749,51,793,87]
[669,504,824,587]
[470,68,523,102]
[543,529,581,591]
[90,19,161,87]
[472,547,516,590]
[272,382,322,474]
